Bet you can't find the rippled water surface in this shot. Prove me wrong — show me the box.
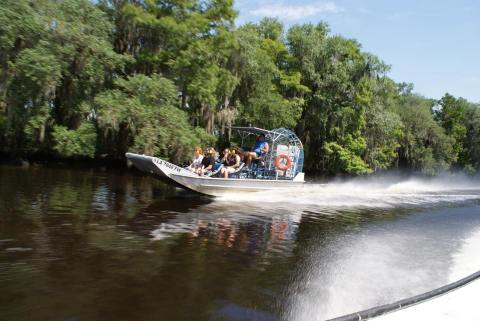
[1,165,480,321]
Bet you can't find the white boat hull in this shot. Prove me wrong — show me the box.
[126,153,305,196]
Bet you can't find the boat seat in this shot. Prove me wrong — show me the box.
[205,163,224,177]
[228,162,245,178]
[247,158,268,178]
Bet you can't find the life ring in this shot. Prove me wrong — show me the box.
[274,154,292,171]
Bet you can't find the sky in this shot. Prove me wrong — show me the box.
[234,0,480,102]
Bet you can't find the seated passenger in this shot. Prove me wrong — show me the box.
[187,147,203,172]
[196,147,216,176]
[220,148,230,165]
[246,134,269,166]
[220,149,241,178]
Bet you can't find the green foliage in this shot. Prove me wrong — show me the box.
[23,104,50,148]
[0,0,126,155]
[1,0,479,176]
[462,103,480,171]
[396,94,455,175]
[324,137,372,174]
[287,23,385,174]
[52,122,97,158]
[435,93,468,167]
[102,0,237,133]
[94,74,214,163]
[229,21,308,132]
[363,78,403,171]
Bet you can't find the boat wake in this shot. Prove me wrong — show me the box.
[216,176,480,210]
[143,176,480,321]
[283,203,480,321]
[449,227,480,282]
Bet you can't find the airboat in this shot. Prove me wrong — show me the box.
[126,127,305,196]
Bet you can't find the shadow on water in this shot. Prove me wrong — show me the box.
[1,165,480,321]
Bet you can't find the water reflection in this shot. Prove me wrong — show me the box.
[128,198,302,259]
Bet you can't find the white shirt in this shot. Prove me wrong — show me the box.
[191,155,204,169]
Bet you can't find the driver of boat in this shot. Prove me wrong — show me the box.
[246,134,269,166]
[196,147,216,176]
[220,148,241,178]
[187,147,203,172]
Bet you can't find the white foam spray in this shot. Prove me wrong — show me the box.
[217,176,480,210]
[273,176,480,321]
[449,227,480,282]
[372,227,480,321]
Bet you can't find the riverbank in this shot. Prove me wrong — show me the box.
[3,152,478,184]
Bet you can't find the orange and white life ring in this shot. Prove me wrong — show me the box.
[274,154,292,171]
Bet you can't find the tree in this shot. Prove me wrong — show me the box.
[363,77,403,171]
[0,0,48,151]
[94,74,214,163]
[288,23,388,174]
[435,93,467,168]
[0,0,126,158]
[396,93,455,175]
[462,103,480,172]
[99,0,238,133]
[230,20,308,131]
[1,0,479,175]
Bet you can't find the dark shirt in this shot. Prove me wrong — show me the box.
[201,156,215,168]
[223,154,238,167]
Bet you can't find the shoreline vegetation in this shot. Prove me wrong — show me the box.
[1,0,479,176]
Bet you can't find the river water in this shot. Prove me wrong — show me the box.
[1,165,479,321]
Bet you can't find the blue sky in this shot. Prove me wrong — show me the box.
[235,0,480,102]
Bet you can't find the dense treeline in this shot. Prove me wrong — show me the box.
[1,0,479,175]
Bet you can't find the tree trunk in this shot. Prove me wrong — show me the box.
[0,38,23,113]
[181,88,187,109]
[200,104,215,134]
[38,124,45,144]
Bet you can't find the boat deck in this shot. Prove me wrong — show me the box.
[327,270,480,321]
[373,277,480,321]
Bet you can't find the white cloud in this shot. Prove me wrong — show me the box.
[250,1,340,20]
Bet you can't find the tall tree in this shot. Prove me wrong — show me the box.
[1,0,479,175]
[0,0,126,158]
[94,74,214,162]
[363,77,403,171]
[99,0,238,133]
[0,0,48,151]
[230,19,308,131]
[396,93,455,175]
[435,93,467,168]
[288,23,387,174]
[461,103,480,172]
